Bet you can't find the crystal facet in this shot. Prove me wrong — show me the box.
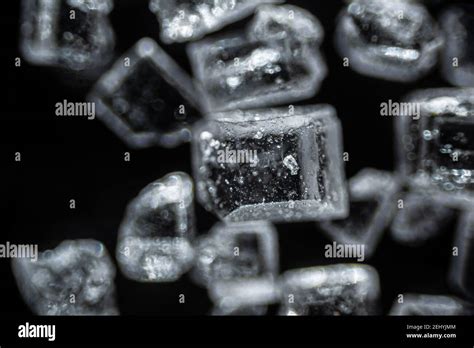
[20,0,115,71]
[335,0,443,82]
[192,105,348,222]
[279,264,380,316]
[12,239,118,315]
[192,221,278,287]
[89,38,202,148]
[188,5,327,112]
[318,169,399,258]
[149,0,282,44]
[116,172,195,282]
[390,294,472,315]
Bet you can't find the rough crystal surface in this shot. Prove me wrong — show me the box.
[395,88,474,206]
[192,105,348,222]
[440,5,474,87]
[89,38,202,148]
[390,294,471,315]
[149,0,282,44]
[116,172,195,282]
[12,239,118,316]
[188,5,326,112]
[335,0,443,81]
[318,168,399,258]
[20,0,115,71]
[192,221,278,287]
[449,211,474,300]
[279,264,380,316]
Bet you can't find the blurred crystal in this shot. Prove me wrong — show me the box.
[335,0,443,82]
[449,211,474,300]
[390,294,471,315]
[192,221,278,287]
[188,6,327,112]
[440,5,474,87]
[12,239,118,316]
[391,190,455,245]
[192,105,348,222]
[149,0,282,44]
[319,169,399,258]
[89,38,202,148]
[116,172,195,282]
[395,88,474,206]
[279,264,380,316]
[210,278,280,315]
[20,0,115,71]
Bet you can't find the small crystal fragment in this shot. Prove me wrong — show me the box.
[192,105,349,222]
[318,169,399,258]
[449,211,474,300]
[149,0,283,44]
[12,239,118,315]
[335,0,443,81]
[210,278,280,315]
[116,172,195,282]
[188,5,327,111]
[192,221,278,287]
[440,5,474,87]
[395,88,474,206]
[389,294,472,315]
[391,190,455,245]
[89,38,202,148]
[279,264,380,316]
[20,0,115,71]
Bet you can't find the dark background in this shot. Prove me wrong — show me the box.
[0,0,468,317]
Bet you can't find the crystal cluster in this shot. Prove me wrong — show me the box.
[12,239,118,315]
[88,38,202,148]
[395,88,474,207]
[20,0,115,71]
[319,169,399,258]
[440,5,474,87]
[192,105,348,222]
[149,0,283,44]
[188,4,327,111]
[390,294,472,315]
[279,264,380,316]
[116,172,195,282]
[335,0,443,81]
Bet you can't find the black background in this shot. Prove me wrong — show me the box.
[0,0,470,319]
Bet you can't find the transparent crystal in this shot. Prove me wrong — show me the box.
[149,0,282,44]
[116,172,195,282]
[318,169,399,258]
[192,221,278,288]
[20,0,115,71]
[449,211,474,300]
[192,105,349,222]
[440,5,474,87]
[188,6,327,112]
[279,264,380,316]
[391,190,455,245]
[210,278,280,315]
[390,294,471,315]
[395,88,474,206]
[12,239,118,316]
[335,0,443,82]
[88,38,202,149]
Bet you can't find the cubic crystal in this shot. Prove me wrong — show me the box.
[390,294,471,315]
